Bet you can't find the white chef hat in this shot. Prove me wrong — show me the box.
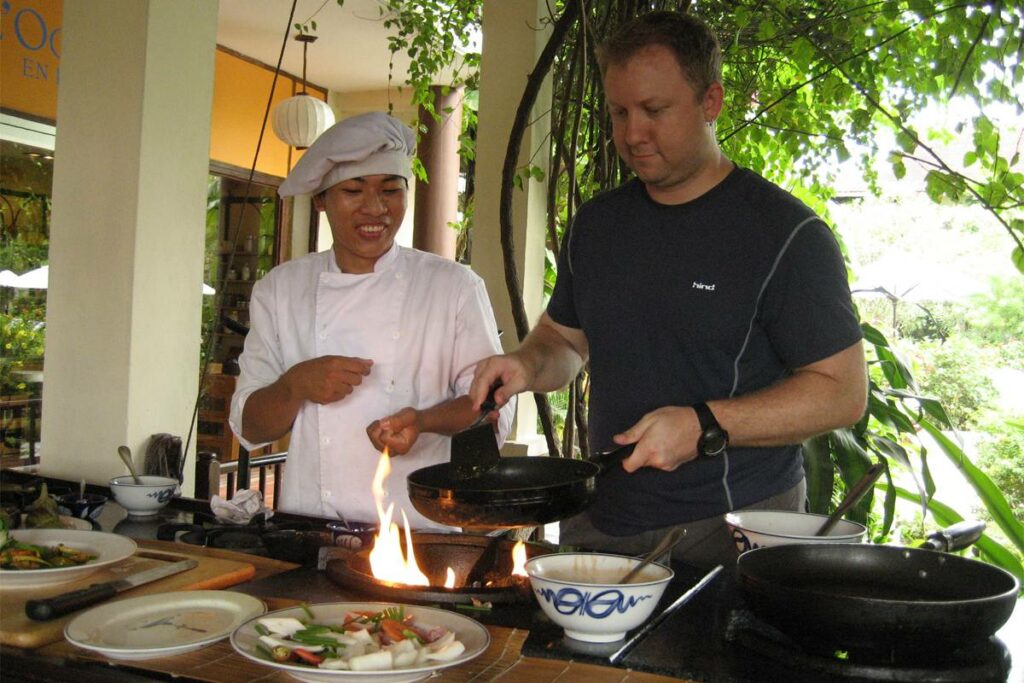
[278,111,416,197]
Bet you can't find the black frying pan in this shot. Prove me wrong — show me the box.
[736,521,1020,652]
[407,446,632,528]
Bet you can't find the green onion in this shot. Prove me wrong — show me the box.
[299,602,316,620]
[254,623,271,636]
[255,643,276,661]
[455,603,492,613]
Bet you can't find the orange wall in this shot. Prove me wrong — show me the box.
[1,1,327,178]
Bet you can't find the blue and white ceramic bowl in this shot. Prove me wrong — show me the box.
[525,552,673,643]
[109,475,179,517]
[725,510,867,554]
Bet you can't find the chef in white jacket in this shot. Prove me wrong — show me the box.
[229,111,514,527]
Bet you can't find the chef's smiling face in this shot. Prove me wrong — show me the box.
[315,174,408,274]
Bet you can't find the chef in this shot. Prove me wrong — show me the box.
[229,111,514,527]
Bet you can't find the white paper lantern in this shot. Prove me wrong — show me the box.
[271,94,335,149]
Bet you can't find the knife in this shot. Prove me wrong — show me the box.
[25,559,198,621]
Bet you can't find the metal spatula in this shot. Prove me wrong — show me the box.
[450,386,501,480]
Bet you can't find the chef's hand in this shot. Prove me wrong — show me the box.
[469,355,530,411]
[285,355,373,405]
[366,407,420,455]
[612,406,700,472]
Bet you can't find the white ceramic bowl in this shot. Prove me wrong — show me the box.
[725,510,867,553]
[525,552,673,643]
[108,476,179,517]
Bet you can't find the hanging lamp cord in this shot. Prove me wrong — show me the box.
[181,0,300,481]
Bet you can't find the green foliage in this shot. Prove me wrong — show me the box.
[1,313,45,395]
[975,417,1024,521]
[966,275,1024,344]
[910,337,997,430]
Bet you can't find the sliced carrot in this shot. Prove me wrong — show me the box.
[380,618,407,643]
[292,648,324,665]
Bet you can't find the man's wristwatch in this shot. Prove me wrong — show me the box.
[694,402,729,457]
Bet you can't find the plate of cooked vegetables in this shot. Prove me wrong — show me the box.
[0,524,137,589]
[230,602,490,683]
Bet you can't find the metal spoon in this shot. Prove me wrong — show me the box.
[619,526,688,584]
[815,462,885,536]
[118,445,142,484]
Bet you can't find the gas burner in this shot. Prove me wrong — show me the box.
[725,609,1011,682]
[156,516,329,565]
[324,532,546,605]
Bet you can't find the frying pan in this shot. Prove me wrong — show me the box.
[736,521,1020,652]
[407,445,632,528]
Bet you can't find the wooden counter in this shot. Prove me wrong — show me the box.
[2,541,689,682]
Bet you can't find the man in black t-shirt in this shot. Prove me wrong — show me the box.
[469,11,867,569]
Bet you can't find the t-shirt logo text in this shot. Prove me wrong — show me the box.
[692,281,716,291]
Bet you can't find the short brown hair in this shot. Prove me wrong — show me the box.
[596,11,722,97]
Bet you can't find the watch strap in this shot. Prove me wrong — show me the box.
[693,402,717,432]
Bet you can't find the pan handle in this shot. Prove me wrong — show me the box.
[919,520,986,552]
[589,444,635,473]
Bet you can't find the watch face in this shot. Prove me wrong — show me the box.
[701,427,728,456]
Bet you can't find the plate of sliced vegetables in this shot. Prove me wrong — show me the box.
[230,602,490,683]
[0,528,137,589]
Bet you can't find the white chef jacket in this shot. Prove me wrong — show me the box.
[228,243,514,528]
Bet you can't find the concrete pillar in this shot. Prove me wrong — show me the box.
[473,0,552,452]
[41,0,217,492]
[413,86,464,259]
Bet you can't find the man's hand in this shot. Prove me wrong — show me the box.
[612,406,700,473]
[468,354,532,411]
[366,407,421,455]
[285,355,373,404]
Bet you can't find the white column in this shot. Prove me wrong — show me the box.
[41,0,217,492]
[473,0,552,453]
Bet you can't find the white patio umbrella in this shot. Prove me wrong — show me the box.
[9,265,49,289]
[0,269,20,287]
[2,265,216,295]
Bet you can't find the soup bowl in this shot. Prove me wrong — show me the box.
[524,552,673,643]
[725,510,867,553]
[108,476,179,517]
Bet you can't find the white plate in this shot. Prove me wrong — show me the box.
[0,529,137,589]
[230,601,491,683]
[65,590,266,660]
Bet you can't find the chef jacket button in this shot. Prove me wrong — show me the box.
[384,384,394,394]
[322,491,331,500]
[395,272,403,280]
[319,333,327,340]
[391,331,400,340]
[322,436,331,445]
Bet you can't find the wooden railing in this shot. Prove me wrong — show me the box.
[195,449,286,508]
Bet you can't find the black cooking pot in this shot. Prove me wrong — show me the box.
[736,521,1020,652]
[407,445,632,528]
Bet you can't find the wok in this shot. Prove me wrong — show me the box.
[407,445,632,528]
[736,521,1020,652]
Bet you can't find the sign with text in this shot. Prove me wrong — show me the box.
[1,0,61,121]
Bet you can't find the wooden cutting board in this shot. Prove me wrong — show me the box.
[0,546,256,649]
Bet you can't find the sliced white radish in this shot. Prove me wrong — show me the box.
[256,617,307,637]
[349,650,393,671]
[424,641,465,662]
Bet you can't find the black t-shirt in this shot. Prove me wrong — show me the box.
[548,168,862,534]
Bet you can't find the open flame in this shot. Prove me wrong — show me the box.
[366,448,526,589]
[511,540,528,576]
[367,449,430,585]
